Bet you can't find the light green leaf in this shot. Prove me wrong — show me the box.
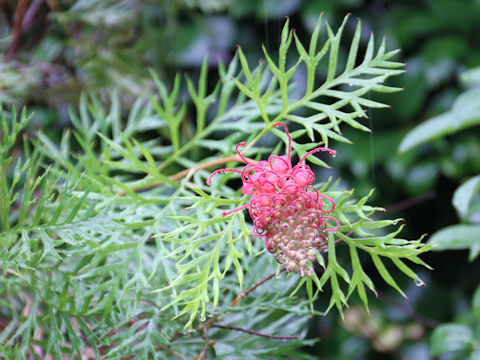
[473,285,480,321]
[429,224,480,261]
[471,347,480,360]
[453,175,480,220]
[371,254,406,297]
[399,113,454,152]
[461,66,480,86]
[430,324,473,357]
[399,88,480,152]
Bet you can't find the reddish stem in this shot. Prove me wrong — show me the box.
[211,323,301,340]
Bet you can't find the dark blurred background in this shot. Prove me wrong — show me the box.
[1,0,480,359]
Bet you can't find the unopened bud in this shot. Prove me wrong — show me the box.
[304,266,314,277]
[307,248,316,262]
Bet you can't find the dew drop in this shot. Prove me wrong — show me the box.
[199,315,206,321]
[414,278,425,287]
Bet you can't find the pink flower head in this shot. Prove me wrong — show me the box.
[206,123,339,276]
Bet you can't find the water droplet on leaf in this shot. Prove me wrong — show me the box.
[415,278,425,287]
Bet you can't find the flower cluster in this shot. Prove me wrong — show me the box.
[207,123,339,277]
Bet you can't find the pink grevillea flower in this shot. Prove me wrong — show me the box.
[206,123,339,277]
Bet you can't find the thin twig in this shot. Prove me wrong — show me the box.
[6,0,28,58]
[211,323,301,340]
[376,290,439,328]
[384,191,436,214]
[170,203,347,343]
[199,326,210,360]
[21,0,44,32]
[0,0,12,26]
[230,267,286,306]
[116,155,255,196]
[230,234,348,307]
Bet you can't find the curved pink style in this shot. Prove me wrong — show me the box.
[206,168,243,185]
[273,122,291,162]
[235,142,251,164]
[299,147,337,164]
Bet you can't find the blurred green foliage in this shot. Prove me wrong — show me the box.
[1,0,480,359]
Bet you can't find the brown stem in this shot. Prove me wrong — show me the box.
[116,155,255,196]
[168,312,223,344]
[168,236,346,345]
[199,326,211,360]
[230,267,286,306]
[0,0,12,26]
[211,324,301,340]
[21,0,44,32]
[230,234,347,307]
[6,0,29,58]
[384,191,436,214]
[376,290,439,328]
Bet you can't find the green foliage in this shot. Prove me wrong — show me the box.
[429,284,480,360]
[0,60,40,104]
[399,65,480,153]
[398,63,480,360]
[401,68,480,261]
[145,15,426,328]
[453,175,480,220]
[399,85,480,153]
[0,12,431,359]
[430,225,480,261]
[0,100,314,358]
[1,0,480,358]
[431,324,475,358]
[473,285,480,321]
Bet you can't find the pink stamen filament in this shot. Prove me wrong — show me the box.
[283,183,303,194]
[299,147,337,164]
[222,203,249,217]
[206,168,243,184]
[268,155,291,174]
[306,186,319,203]
[273,122,291,162]
[241,164,263,184]
[256,179,276,192]
[259,170,280,184]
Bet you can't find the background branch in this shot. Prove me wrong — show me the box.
[116,154,256,196]
[211,323,301,340]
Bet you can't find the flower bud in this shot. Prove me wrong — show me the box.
[307,248,316,262]
[304,266,314,277]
